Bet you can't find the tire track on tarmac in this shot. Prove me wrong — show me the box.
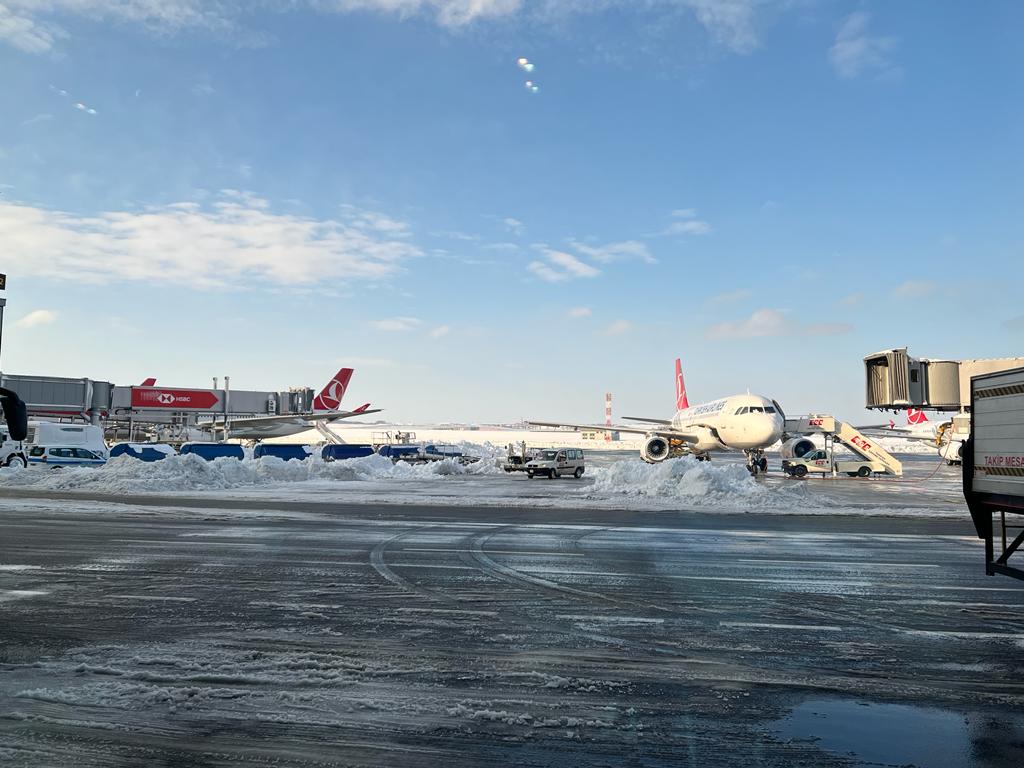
[369,526,460,606]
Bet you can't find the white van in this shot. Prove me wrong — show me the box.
[0,426,28,468]
[26,422,108,459]
[525,448,586,479]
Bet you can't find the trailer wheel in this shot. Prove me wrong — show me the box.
[4,455,27,469]
[574,467,584,478]
[857,466,871,477]
[793,465,807,478]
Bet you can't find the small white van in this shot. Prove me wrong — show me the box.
[525,448,586,479]
[0,426,28,468]
[26,422,108,459]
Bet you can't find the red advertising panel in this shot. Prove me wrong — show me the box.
[131,387,221,411]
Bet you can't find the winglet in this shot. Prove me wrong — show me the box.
[313,368,354,411]
[675,358,689,410]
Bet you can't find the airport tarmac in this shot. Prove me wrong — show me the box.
[1,492,1023,767]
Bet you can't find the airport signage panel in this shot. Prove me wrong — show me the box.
[131,387,221,410]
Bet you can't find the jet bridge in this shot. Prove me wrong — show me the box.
[785,414,903,476]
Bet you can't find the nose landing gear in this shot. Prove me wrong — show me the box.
[745,450,769,476]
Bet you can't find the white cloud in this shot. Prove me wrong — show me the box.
[503,217,523,235]
[429,324,451,338]
[569,239,655,264]
[658,208,712,236]
[892,280,935,299]
[13,308,57,328]
[567,306,591,318]
[370,316,422,331]
[0,0,771,53]
[829,12,897,79]
[707,288,751,305]
[839,292,863,307]
[528,247,600,282]
[0,192,421,289]
[605,319,633,335]
[708,308,854,339]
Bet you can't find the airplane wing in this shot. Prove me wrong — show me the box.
[197,409,382,431]
[622,416,673,425]
[527,420,701,444]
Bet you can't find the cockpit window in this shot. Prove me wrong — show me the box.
[749,406,763,413]
[735,407,748,415]
[764,406,776,414]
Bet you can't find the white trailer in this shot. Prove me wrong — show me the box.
[963,366,1024,580]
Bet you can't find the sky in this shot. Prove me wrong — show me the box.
[1,0,1022,424]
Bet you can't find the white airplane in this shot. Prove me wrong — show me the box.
[196,367,381,440]
[529,359,785,474]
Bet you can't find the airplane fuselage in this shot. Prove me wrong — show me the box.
[669,394,784,453]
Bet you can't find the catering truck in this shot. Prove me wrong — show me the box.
[963,366,1024,580]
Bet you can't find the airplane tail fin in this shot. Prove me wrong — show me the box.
[907,408,929,426]
[675,358,689,410]
[352,403,371,414]
[141,378,157,387]
[313,368,354,412]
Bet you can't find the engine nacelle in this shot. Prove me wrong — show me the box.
[779,437,816,459]
[641,435,671,463]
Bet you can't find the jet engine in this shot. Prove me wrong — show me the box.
[779,437,816,459]
[641,435,672,463]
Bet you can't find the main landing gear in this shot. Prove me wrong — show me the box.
[745,450,769,476]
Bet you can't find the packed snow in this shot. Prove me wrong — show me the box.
[0,444,965,517]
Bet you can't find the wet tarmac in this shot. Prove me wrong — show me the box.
[1,495,1022,766]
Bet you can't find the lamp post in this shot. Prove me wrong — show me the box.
[0,272,7,371]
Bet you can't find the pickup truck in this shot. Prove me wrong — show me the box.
[782,449,882,478]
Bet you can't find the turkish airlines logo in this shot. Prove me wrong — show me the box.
[908,408,928,425]
[315,378,347,410]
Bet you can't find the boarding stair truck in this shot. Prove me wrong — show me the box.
[781,415,903,477]
[963,366,1024,581]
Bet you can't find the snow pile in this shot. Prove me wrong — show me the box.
[588,457,812,510]
[0,452,502,494]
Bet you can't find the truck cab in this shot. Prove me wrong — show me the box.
[782,449,882,478]
[525,448,585,479]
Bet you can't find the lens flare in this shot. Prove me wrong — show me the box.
[517,57,535,72]
[525,81,539,93]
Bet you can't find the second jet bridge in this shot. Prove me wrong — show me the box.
[785,415,903,477]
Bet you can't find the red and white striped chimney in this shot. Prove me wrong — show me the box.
[605,392,613,441]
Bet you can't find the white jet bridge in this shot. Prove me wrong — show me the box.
[785,414,903,477]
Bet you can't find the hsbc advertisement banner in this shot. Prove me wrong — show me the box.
[131,387,221,411]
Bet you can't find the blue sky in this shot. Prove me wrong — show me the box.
[1,1,1022,423]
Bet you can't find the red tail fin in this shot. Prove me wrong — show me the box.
[141,377,157,387]
[907,408,929,425]
[352,403,371,414]
[675,358,689,410]
[313,368,353,411]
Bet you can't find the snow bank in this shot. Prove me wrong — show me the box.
[588,457,813,510]
[0,452,502,495]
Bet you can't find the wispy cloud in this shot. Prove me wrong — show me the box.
[0,192,421,289]
[0,1,773,54]
[568,239,655,264]
[707,289,751,305]
[657,208,712,237]
[567,306,592,318]
[605,319,633,336]
[707,308,853,340]
[528,247,600,283]
[370,316,422,331]
[892,280,936,299]
[13,308,57,329]
[829,12,898,79]
[503,217,524,235]
[429,324,451,338]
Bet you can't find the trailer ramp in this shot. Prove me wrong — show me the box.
[786,415,903,476]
